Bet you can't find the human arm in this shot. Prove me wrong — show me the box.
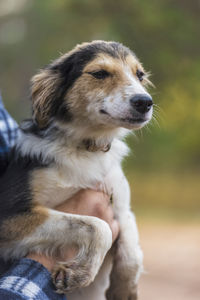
[0,94,19,175]
[0,258,65,300]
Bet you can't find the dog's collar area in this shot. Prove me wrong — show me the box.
[82,139,111,152]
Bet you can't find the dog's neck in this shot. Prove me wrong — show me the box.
[18,120,130,166]
[54,121,128,153]
[80,138,111,152]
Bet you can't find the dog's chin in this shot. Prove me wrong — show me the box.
[118,117,151,130]
[102,116,151,130]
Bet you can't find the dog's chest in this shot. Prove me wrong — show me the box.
[31,142,125,208]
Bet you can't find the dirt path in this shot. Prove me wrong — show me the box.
[138,222,200,300]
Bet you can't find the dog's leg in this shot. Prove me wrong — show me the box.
[106,213,143,300]
[66,250,113,300]
[0,206,112,293]
[105,166,143,300]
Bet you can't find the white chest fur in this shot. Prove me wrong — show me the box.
[30,138,129,208]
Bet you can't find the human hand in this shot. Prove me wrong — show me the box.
[27,189,119,271]
[56,189,119,242]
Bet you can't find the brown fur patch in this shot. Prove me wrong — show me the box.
[31,70,60,128]
[125,54,142,75]
[31,168,65,207]
[126,54,153,87]
[0,205,48,243]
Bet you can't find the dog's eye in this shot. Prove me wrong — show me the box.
[136,70,145,82]
[88,70,110,79]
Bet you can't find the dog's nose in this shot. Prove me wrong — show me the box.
[130,94,153,114]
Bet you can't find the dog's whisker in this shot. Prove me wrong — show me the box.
[151,115,161,129]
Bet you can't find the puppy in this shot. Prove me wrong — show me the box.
[0,41,153,300]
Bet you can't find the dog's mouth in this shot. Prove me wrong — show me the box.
[118,117,150,129]
[120,117,148,123]
[99,109,150,128]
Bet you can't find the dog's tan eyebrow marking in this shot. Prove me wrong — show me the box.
[125,54,144,75]
[84,51,132,70]
[125,55,151,85]
[83,54,116,74]
[84,53,143,79]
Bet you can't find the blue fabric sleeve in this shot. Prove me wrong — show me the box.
[0,94,19,175]
[0,258,66,300]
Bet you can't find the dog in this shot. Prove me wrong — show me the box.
[0,41,153,300]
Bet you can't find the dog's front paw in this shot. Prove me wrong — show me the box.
[52,262,92,293]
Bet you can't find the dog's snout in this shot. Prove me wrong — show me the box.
[130,94,153,114]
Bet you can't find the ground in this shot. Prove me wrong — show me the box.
[138,221,200,300]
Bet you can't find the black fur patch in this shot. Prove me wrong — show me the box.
[20,120,67,154]
[20,119,48,137]
[0,150,47,228]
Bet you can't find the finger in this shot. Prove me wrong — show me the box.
[101,204,114,224]
[100,191,111,206]
[110,219,120,243]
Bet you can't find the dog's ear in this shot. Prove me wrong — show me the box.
[31,69,60,128]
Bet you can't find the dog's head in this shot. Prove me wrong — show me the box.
[31,41,153,132]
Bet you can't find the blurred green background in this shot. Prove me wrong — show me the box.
[0,0,199,221]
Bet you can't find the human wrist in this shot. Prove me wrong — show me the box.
[27,247,77,272]
[26,253,55,272]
